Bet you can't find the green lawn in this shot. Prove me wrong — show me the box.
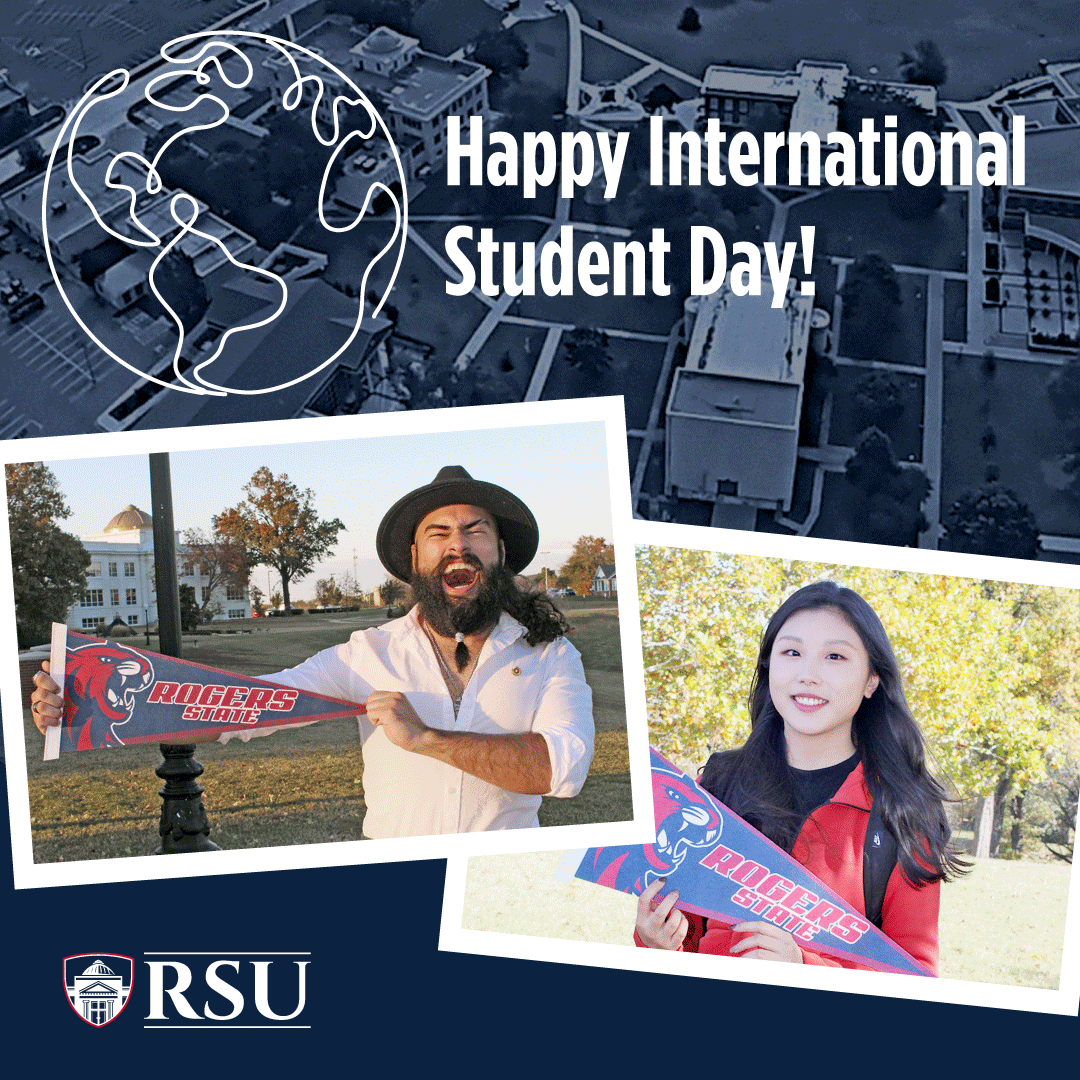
[939,857,1073,988]
[462,852,1073,990]
[22,602,630,861]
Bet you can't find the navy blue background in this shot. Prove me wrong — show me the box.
[2,0,1079,1058]
[4,766,1075,1065]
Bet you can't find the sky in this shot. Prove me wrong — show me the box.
[43,420,616,600]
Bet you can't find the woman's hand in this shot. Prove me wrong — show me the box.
[635,876,688,950]
[729,921,804,963]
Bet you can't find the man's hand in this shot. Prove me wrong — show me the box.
[30,661,225,746]
[30,662,63,735]
[363,688,552,794]
[364,690,431,753]
[729,921,804,964]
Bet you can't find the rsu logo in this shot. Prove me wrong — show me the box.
[145,954,309,1026]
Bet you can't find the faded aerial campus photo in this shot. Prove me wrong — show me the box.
[0,0,1076,561]
[0,0,1077,1055]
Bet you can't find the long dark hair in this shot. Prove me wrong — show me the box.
[498,568,572,645]
[700,580,967,886]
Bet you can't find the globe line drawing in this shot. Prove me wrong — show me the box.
[42,30,408,397]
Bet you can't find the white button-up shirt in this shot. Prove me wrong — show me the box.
[223,607,594,837]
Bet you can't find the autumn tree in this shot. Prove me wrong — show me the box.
[1039,766,1077,862]
[840,252,903,357]
[249,584,265,615]
[15,137,47,176]
[532,566,563,591]
[561,327,624,395]
[6,462,91,648]
[560,535,614,596]
[853,370,905,431]
[179,583,200,633]
[181,526,249,621]
[637,548,1080,858]
[153,249,209,333]
[840,84,944,219]
[315,576,344,607]
[338,570,359,605]
[214,468,345,613]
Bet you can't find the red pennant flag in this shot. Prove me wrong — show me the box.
[557,747,933,977]
[43,624,364,760]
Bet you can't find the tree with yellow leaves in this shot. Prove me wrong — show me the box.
[638,547,1080,857]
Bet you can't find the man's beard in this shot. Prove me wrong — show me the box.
[410,552,508,640]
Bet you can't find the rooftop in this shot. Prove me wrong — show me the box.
[703,58,936,136]
[684,285,812,387]
[104,504,153,532]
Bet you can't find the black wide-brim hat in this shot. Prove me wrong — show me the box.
[376,465,539,582]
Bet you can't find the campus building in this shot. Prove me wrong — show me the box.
[700,58,936,139]
[1,151,255,303]
[67,959,127,1027]
[265,23,490,182]
[0,77,31,148]
[665,281,815,525]
[975,60,1080,354]
[67,504,251,631]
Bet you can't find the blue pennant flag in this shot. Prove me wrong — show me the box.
[44,624,363,759]
[558,747,932,977]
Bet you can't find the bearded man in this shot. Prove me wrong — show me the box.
[31,466,595,838]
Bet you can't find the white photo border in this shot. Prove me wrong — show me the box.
[440,520,1080,1016]
[1,398,655,889]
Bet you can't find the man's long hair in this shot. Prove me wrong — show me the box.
[499,569,571,645]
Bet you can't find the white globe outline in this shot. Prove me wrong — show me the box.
[42,30,408,398]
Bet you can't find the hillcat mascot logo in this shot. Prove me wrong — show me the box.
[560,748,934,976]
[47,626,365,759]
[64,955,134,1028]
[42,30,407,397]
[592,766,723,894]
[65,641,155,750]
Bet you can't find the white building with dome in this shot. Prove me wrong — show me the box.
[66,505,251,631]
[67,957,130,1026]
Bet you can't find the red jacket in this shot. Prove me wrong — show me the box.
[636,762,940,974]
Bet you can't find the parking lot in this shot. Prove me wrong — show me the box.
[0,1,250,105]
[1,306,103,400]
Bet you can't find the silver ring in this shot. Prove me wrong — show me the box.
[32,701,38,714]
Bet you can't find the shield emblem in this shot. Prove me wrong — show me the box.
[63,954,134,1027]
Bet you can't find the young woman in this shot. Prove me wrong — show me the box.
[635,580,967,974]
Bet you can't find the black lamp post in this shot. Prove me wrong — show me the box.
[149,452,219,854]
